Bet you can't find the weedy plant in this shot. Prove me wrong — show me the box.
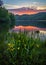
[0,32,46,65]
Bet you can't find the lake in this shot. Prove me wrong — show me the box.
[11,20,46,40]
[15,20,46,28]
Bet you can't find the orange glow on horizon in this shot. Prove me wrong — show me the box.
[9,10,38,15]
[15,11,38,15]
[9,9,46,15]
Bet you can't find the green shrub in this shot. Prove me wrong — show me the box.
[0,7,15,65]
[0,32,46,65]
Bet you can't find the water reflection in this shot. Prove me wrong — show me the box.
[13,26,46,31]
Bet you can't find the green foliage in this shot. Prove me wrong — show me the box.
[0,32,46,65]
[0,6,46,65]
[0,7,15,65]
[9,13,15,28]
[0,7,10,32]
[0,7,15,33]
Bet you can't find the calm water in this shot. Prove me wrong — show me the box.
[12,20,46,40]
[16,20,46,28]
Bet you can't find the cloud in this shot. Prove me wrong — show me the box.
[3,4,46,10]
[3,4,20,9]
[8,7,46,15]
[4,4,31,9]
[37,6,46,10]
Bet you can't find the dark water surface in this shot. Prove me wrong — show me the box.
[16,20,46,28]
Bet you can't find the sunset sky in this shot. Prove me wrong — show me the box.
[3,0,46,15]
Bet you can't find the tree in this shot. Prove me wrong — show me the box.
[0,7,15,65]
[0,7,15,33]
[9,13,15,29]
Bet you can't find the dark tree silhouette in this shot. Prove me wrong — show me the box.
[0,0,3,6]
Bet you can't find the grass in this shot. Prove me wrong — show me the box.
[0,32,46,65]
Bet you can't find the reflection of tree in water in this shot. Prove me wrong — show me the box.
[35,30,40,38]
[30,30,40,39]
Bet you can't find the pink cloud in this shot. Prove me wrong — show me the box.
[8,7,46,15]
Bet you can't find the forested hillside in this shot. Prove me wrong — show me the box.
[16,12,46,20]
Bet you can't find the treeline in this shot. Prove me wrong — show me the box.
[16,12,46,20]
